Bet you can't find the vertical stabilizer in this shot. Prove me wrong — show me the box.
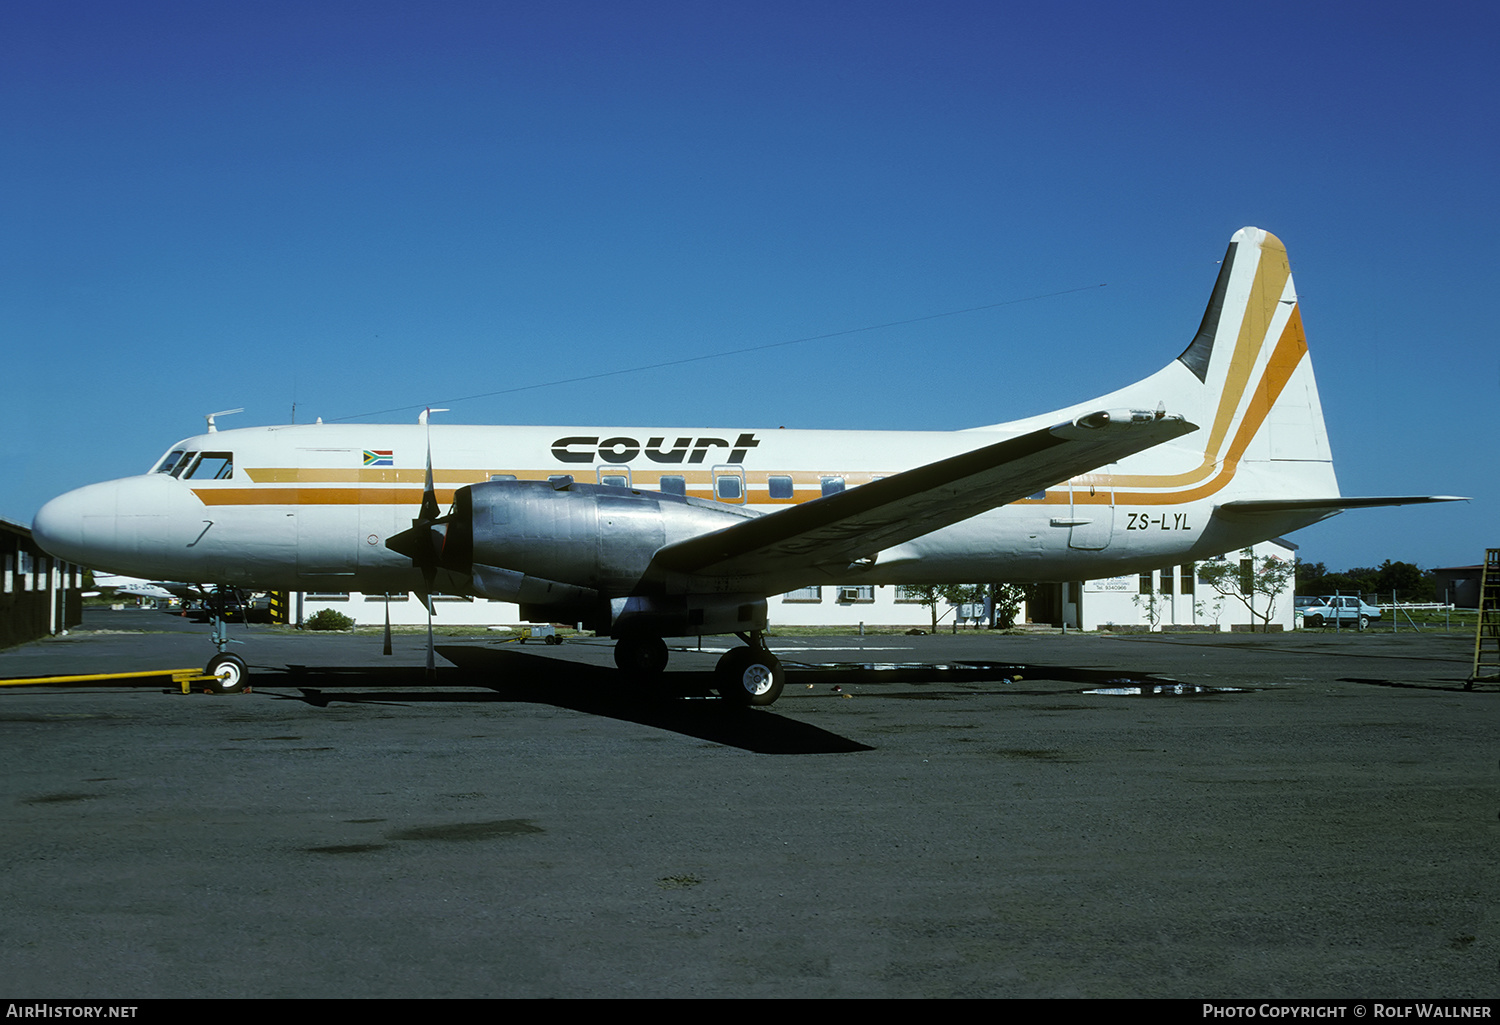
[1085,227,1341,507]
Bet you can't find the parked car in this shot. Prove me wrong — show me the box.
[1298,595,1382,629]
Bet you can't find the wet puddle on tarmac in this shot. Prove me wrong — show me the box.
[1082,683,1250,696]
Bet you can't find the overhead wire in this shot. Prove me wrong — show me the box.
[328,283,1106,423]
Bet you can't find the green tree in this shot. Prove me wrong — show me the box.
[1295,559,1329,595]
[989,584,1026,628]
[1375,560,1432,601]
[899,583,983,633]
[1197,548,1295,632]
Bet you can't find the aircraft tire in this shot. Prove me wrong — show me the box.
[614,635,668,676]
[716,647,785,707]
[205,653,249,694]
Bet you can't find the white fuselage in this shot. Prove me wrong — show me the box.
[30,411,1325,596]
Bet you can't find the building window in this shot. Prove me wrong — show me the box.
[784,585,821,603]
[307,592,350,602]
[1138,572,1153,595]
[1240,558,1254,594]
[838,585,874,603]
[1160,568,1173,596]
[1180,564,1195,595]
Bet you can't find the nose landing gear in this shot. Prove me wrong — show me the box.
[201,587,251,694]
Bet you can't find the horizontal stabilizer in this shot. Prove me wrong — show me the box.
[650,409,1197,582]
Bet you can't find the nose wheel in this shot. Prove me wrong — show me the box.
[205,652,249,693]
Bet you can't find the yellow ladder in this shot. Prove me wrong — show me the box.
[1469,548,1500,689]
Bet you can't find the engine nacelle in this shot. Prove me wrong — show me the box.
[437,479,757,632]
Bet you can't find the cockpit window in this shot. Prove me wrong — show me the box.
[182,452,233,480]
[154,450,187,474]
[167,451,197,477]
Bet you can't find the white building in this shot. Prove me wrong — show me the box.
[1060,538,1297,632]
[297,537,1295,633]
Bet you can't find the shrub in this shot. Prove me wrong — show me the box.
[306,609,354,631]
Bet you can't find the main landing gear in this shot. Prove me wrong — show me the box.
[613,631,786,706]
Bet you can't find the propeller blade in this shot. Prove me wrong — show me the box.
[425,603,435,682]
[418,410,440,524]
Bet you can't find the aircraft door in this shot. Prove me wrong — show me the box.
[1067,472,1115,551]
[296,506,358,578]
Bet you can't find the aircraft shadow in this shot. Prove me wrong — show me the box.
[1338,676,1486,693]
[259,648,874,755]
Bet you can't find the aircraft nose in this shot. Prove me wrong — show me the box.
[32,475,201,576]
[32,487,89,562]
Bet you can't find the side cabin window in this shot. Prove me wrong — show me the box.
[597,466,631,488]
[768,475,794,500]
[821,476,845,497]
[489,474,517,482]
[658,475,686,497]
[714,474,743,502]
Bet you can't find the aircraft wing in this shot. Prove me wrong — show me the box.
[1215,496,1468,520]
[648,409,1197,582]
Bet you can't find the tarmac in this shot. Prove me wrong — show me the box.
[1,608,1495,998]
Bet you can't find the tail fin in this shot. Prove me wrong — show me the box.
[1066,226,1341,507]
[1111,228,1462,516]
[981,227,1464,519]
[1174,226,1335,481]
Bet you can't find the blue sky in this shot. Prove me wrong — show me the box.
[3,1,1494,572]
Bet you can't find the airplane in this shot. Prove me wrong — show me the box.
[84,571,208,604]
[31,227,1461,703]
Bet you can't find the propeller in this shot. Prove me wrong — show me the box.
[384,409,448,681]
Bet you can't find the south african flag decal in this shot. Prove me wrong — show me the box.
[364,450,394,467]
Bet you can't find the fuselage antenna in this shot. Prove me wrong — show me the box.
[205,408,245,433]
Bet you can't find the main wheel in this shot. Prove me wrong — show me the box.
[205,652,249,694]
[614,634,669,676]
[716,646,785,707]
